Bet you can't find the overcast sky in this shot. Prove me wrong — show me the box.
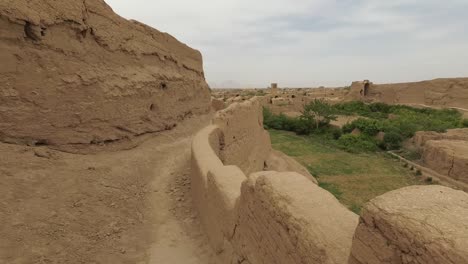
[106,0,468,88]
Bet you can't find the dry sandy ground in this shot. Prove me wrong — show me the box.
[330,115,360,128]
[0,115,220,264]
[281,113,360,128]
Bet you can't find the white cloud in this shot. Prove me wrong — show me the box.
[106,0,468,87]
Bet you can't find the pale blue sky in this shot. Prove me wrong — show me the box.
[106,0,468,88]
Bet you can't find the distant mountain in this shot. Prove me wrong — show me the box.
[210,80,243,89]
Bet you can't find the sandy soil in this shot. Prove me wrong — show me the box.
[330,115,360,128]
[0,115,219,264]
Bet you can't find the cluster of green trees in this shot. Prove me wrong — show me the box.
[263,99,467,153]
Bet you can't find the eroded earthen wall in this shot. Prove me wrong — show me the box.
[347,78,468,109]
[349,185,468,264]
[193,97,468,264]
[413,128,468,147]
[191,98,358,264]
[213,98,271,175]
[235,171,358,264]
[0,0,211,148]
[410,129,468,185]
[422,140,468,184]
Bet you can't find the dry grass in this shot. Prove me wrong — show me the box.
[269,129,425,214]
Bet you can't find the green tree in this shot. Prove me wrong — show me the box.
[301,99,337,129]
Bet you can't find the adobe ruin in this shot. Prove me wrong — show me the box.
[1,1,467,263]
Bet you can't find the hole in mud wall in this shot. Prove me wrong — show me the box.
[160,82,168,90]
[34,139,48,146]
[364,83,370,96]
[80,29,88,38]
[292,95,296,98]
[24,22,40,41]
[40,27,46,36]
[150,104,155,111]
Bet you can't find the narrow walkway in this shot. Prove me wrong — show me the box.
[0,115,218,264]
[147,138,219,264]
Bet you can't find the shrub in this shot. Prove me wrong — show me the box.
[266,101,465,153]
[342,123,354,134]
[337,134,378,153]
[302,99,337,129]
[263,107,315,134]
[329,127,343,140]
[263,108,291,130]
[315,126,343,139]
[293,117,315,135]
[332,102,464,135]
[463,119,468,128]
[333,101,369,116]
[369,102,391,113]
[382,131,404,150]
[263,107,274,124]
[346,118,384,136]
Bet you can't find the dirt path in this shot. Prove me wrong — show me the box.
[147,138,218,263]
[0,115,219,264]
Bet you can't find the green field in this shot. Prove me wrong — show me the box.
[269,129,424,214]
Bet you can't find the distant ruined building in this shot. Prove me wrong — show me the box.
[269,82,279,94]
[348,80,373,101]
[346,78,468,109]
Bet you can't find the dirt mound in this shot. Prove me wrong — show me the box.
[349,185,468,264]
[0,0,210,150]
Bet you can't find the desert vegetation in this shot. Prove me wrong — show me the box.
[269,130,424,213]
[264,100,465,153]
[263,100,467,213]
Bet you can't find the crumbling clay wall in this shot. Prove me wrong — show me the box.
[410,129,468,185]
[211,97,226,111]
[213,98,271,175]
[191,98,358,263]
[349,185,468,264]
[191,124,245,259]
[235,171,358,264]
[0,0,211,149]
[422,140,468,184]
[193,97,468,264]
[346,78,468,109]
[413,128,468,147]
